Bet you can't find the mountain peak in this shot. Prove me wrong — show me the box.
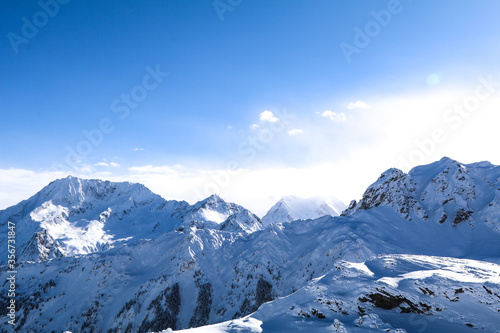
[194,193,224,205]
[206,193,223,202]
[470,160,495,168]
[343,165,426,220]
[262,195,346,226]
[439,156,456,163]
[377,168,406,181]
[177,195,263,233]
[409,156,463,179]
[38,176,156,207]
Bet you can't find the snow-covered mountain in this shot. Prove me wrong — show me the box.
[261,195,346,226]
[1,157,500,333]
[343,157,500,231]
[176,194,262,233]
[0,176,178,263]
[0,177,261,265]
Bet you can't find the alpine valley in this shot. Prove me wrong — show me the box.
[1,157,500,333]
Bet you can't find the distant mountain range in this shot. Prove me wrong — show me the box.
[1,157,500,332]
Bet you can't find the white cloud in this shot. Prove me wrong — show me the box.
[347,101,370,110]
[250,124,260,130]
[287,129,303,136]
[95,162,120,168]
[73,164,93,174]
[128,165,181,174]
[132,148,144,151]
[318,110,347,122]
[0,169,68,210]
[259,110,280,123]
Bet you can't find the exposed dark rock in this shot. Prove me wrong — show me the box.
[234,298,254,319]
[139,283,181,333]
[21,229,64,262]
[359,290,431,314]
[255,279,274,308]
[189,283,213,328]
[452,209,473,226]
[311,308,326,319]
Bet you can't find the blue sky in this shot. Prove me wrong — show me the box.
[2,0,500,214]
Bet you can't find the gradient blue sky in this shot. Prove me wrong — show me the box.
[2,0,500,214]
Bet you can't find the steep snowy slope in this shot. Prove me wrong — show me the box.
[171,255,500,332]
[261,196,346,226]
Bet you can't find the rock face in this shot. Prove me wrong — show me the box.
[343,157,500,230]
[1,157,500,332]
[344,168,428,221]
[21,229,64,262]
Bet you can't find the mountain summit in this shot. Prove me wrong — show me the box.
[261,195,346,226]
[178,193,262,233]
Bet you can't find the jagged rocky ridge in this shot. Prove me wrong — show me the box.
[342,157,500,230]
[1,157,500,332]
